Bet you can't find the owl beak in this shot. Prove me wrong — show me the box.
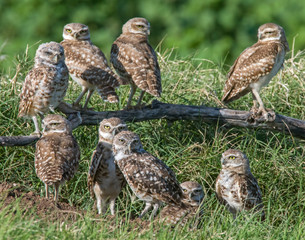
[221,156,226,165]
[53,55,59,63]
[147,29,150,35]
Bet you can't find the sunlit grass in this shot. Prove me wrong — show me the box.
[0,48,305,238]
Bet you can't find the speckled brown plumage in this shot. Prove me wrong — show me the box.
[222,23,289,120]
[18,42,69,134]
[111,17,161,109]
[215,149,265,220]
[112,131,182,219]
[61,23,120,108]
[87,118,128,215]
[159,181,204,226]
[35,114,80,201]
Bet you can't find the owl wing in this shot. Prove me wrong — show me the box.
[87,142,104,197]
[123,152,182,205]
[239,173,264,211]
[35,136,63,184]
[18,68,49,117]
[222,41,283,103]
[110,40,161,97]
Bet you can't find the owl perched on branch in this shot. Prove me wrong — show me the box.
[111,17,162,109]
[222,23,289,122]
[18,42,69,135]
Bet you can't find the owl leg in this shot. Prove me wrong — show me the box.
[83,89,94,109]
[45,184,49,199]
[96,196,102,214]
[150,202,160,220]
[251,89,275,121]
[139,202,152,218]
[136,90,146,108]
[125,84,137,109]
[109,198,116,215]
[73,87,88,108]
[53,182,60,202]
[31,116,41,135]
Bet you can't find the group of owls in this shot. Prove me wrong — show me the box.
[17,16,290,225]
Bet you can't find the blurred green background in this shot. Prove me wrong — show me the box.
[1,0,305,70]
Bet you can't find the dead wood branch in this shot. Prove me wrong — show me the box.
[1,100,305,146]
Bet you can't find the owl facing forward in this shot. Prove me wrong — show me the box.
[222,23,289,121]
[35,114,80,201]
[111,17,162,109]
[159,181,204,226]
[61,23,120,109]
[18,42,69,135]
[87,117,128,215]
[215,149,265,220]
[112,131,182,219]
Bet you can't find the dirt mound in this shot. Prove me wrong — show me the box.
[0,182,84,222]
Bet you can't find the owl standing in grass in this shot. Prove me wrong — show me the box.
[215,149,265,220]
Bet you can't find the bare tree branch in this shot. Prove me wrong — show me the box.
[1,100,305,146]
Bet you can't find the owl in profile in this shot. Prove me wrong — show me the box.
[87,117,128,215]
[159,181,204,226]
[18,42,69,135]
[35,114,80,201]
[111,17,162,109]
[215,149,265,220]
[222,23,289,121]
[112,131,182,219]
[61,23,120,109]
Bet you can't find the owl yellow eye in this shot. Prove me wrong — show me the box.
[80,30,87,34]
[137,25,144,29]
[104,125,110,130]
[183,189,188,193]
[229,156,236,160]
[66,29,72,33]
[119,138,125,143]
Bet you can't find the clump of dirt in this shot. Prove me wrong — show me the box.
[0,182,84,222]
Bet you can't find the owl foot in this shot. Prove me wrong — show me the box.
[30,131,41,137]
[247,108,276,123]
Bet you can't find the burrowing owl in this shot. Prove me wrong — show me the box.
[18,42,69,135]
[112,131,182,219]
[215,149,265,220]
[222,23,289,121]
[111,17,162,109]
[35,114,80,201]
[87,117,128,215]
[159,181,204,226]
[61,23,120,109]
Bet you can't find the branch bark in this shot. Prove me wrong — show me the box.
[1,100,305,146]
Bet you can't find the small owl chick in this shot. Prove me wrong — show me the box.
[222,23,289,121]
[61,23,120,109]
[112,131,182,219]
[159,181,204,226]
[87,117,128,215]
[35,114,80,201]
[18,42,69,135]
[215,149,265,220]
[111,17,162,109]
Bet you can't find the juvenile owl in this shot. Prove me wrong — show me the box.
[61,23,120,109]
[215,149,265,220]
[87,117,128,215]
[222,23,289,121]
[35,114,80,201]
[159,181,204,226]
[18,42,69,135]
[112,131,182,219]
[111,17,162,109]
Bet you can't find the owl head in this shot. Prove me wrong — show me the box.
[112,131,143,161]
[180,181,204,207]
[122,17,150,36]
[35,42,65,66]
[220,149,251,173]
[258,23,289,51]
[98,117,128,144]
[42,114,72,135]
[63,23,90,41]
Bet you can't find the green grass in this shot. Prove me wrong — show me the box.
[1,48,305,239]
